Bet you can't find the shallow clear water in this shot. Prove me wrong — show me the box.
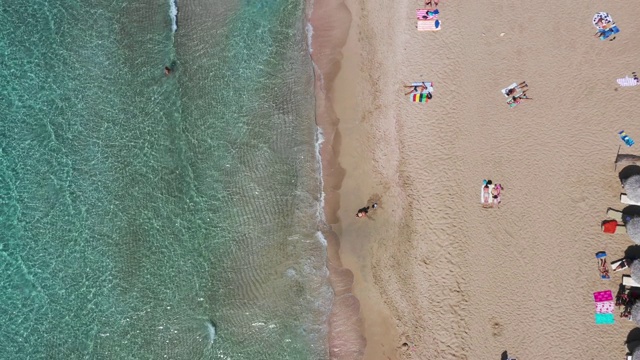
[0,0,329,359]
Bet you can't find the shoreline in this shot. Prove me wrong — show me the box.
[307,0,401,358]
[307,0,366,357]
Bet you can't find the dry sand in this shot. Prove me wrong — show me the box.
[311,0,640,359]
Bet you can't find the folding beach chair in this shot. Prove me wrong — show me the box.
[611,258,629,272]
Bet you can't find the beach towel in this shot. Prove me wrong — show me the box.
[595,300,615,313]
[409,82,433,103]
[617,76,640,87]
[417,19,441,31]
[412,93,430,103]
[416,8,439,20]
[619,131,635,147]
[593,12,614,29]
[501,83,520,97]
[593,290,613,302]
[481,183,494,206]
[594,313,615,324]
[596,252,610,280]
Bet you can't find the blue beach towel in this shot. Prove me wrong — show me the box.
[619,131,635,147]
[594,313,615,324]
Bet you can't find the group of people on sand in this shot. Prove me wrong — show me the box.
[482,180,502,208]
[356,202,378,218]
[404,82,432,97]
[506,81,532,105]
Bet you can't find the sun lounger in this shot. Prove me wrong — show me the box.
[611,258,629,272]
[623,275,640,288]
[416,8,439,20]
[417,19,441,31]
[607,208,624,221]
[621,193,640,206]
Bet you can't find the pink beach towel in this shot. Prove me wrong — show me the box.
[617,76,639,87]
[593,290,613,302]
[416,9,438,20]
[595,300,615,313]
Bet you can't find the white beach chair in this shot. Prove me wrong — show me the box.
[612,258,629,272]
[623,275,640,288]
[621,193,640,206]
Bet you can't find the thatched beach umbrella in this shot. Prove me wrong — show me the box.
[624,175,640,203]
[628,217,640,245]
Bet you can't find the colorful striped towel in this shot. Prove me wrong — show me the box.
[412,93,430,103]
[417,19,441,31]
[593,290,613,302]
[594,313,615,324]
[595,300,615,313]
[416,8,439,20]
[617,76,639,87]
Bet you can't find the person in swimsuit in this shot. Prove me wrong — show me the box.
[356,206,370,218]
[165,66,172,76]
[482,184,491,206]
[404,82,428,95]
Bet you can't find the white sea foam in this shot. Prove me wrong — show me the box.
[306,23,314,54]
[314,127,325,224]
[169,0,178,33]
[205,321,216,343]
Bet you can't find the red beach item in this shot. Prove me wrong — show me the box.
[602,220,618,234]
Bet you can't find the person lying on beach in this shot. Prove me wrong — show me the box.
[491,184,501,206]
[482,185,491,206]
[505,82,527,96]
[404,83,428,95]
[356,206,370,218]
[598,258,610,279]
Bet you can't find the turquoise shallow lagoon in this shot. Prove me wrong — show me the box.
[0,0,329,358]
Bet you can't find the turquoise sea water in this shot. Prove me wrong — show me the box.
[0,0,330,359]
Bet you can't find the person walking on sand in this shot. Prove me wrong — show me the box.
[356,206,370,218]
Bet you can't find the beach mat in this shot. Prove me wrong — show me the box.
[595,300,615,313]
[416,8,439,20]
[593,290,613,302]
[412,93,430,103]
[594,313,615,324]
[617,76,639,87]
[417,19,441,31]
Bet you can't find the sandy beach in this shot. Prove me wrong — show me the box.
[311,0,640,359]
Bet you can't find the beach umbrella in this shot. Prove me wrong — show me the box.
[632,261,640,284]
[624,175,640,203]
[627,217,640,244]
[634,344,640,360]
[632,304,640,326]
